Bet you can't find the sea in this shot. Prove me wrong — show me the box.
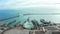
[0,9,60,24]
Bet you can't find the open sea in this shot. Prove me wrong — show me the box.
[0,9,60,24]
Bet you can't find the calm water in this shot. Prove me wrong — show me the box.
[0,10,60,24]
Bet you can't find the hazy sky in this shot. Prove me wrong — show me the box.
[0,0,60,9]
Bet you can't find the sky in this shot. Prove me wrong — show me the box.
[0,0,60,9]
